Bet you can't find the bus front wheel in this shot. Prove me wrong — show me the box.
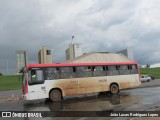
[49,89,62,102]
[110,84,119,94]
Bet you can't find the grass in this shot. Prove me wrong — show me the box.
[140,67,160,79]
[0,75,22,91]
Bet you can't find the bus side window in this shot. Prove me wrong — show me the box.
[60,67,77,79]
[36,70,44,80]
[93,66,106,77]
[87,66,91,71]
[119,65,130,75]
[73,67,76,73]
[31,70,36,81]
[107,66,119,76]
[77,66,92,78]
[31,70,43,81]
[46,67,60,80]
[130,65,138,74]
[28,69,44,85]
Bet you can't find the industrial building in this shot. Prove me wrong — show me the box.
[65,43,82,60]
[38,47,52,64]
[66,52,132,63]
[16,50,28,74]
[117,48,134,61]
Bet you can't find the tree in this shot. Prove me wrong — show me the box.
[0,73,3,76]
[146,64,150,68]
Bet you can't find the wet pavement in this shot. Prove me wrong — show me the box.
[0,86,160,120]
[1,80,160,120]
[1,79,160,100]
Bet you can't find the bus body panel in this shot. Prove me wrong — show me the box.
[25,79,78,100]
[131,74,141,88]
[24,74,140,100]
[77,76,108,95]
[25,79,58,100]
[22,62,141,101]
[54,78,78,96]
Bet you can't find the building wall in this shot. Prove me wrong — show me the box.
[66,43,82,60]
[38,47,52,64]
[66,44,74,60]
[73,43,83,58]
[117,48,134,61]
[16,50,28,74]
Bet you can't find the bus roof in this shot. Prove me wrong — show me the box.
[26,62,138,69]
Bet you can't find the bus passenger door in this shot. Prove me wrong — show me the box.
[27,69,47,100]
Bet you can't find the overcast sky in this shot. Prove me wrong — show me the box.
[0,0,160,74]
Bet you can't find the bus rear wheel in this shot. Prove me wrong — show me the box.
[110,84,119,94]
[49,89,62,102]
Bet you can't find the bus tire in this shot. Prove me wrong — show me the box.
[49,89,62,102]
[110,84,119,94]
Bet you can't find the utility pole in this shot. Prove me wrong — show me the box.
[71,36,74,44]
[6,59,8,75]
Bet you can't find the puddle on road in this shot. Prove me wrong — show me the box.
[23,93,141,112]
[1,87,160,120]
[2,87,160,112]
[122,87,160,106]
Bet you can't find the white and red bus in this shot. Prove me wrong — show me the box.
[22,62,141,101]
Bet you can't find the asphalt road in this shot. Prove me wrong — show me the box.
[139,79,160,88]
[0,85,160,120]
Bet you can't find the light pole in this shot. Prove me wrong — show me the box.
[6,59,8,75]
[71,36,74,44]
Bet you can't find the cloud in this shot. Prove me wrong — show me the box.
[0,0,160,74]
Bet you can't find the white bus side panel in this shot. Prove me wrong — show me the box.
[25,74,140,100]
[106,74,140,90]
[77,76,108,95]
